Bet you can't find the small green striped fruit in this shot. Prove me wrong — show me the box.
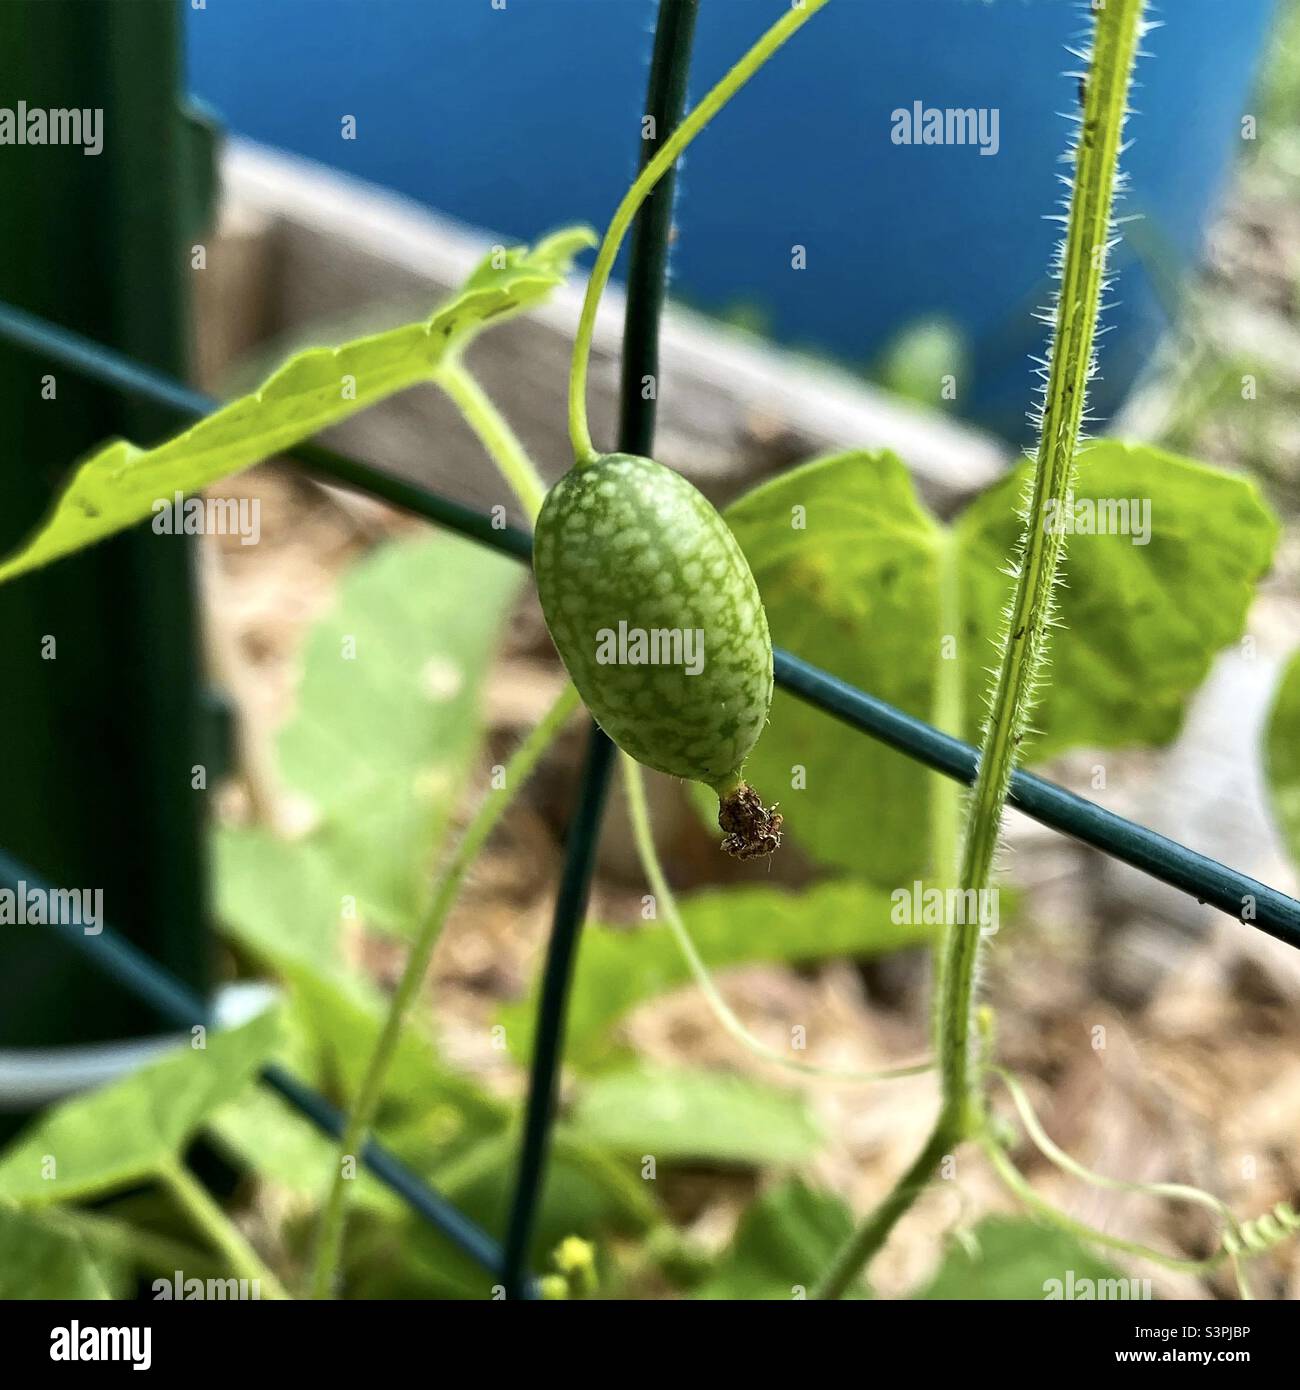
[534,453,782,857]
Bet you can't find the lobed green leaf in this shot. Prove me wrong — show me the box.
[725,450,944,881]
[915,1217,1127,1300]
[274,533,519,936]
[957,440,1280,759]
[723,443,1278,879]
[215,822,507,1151]
[694,1178,865,1300]
[0,1205,128,1299]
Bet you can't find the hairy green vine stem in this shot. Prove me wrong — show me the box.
[567,0,830,465]
[622,755,932,1084]
[160,1160,290,1300]
[816,0,1147,1299]
[928,533,964,1052]
[308,684,580,1298]
[946,0,1146,1124]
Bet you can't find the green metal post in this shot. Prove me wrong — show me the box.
[0,1,212,1071]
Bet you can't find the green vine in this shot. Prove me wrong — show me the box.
[984,1067,1300,1297]
[815,0,1148,1299]
[307,683,581,1298]
[944,0,1147,1128]
[977,1136,1224,1277]
[928,532,964,1054]
[160,1160,290,1300]
[567,0,831,466]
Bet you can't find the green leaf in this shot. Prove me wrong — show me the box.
[695,1178,864,1300]
[0,1205,130,1298]
[215,824,343,974]
[720,442,1277,878]
[500,878,927,1068]
[725,451,944,881]
[0,1010,280,1205]
[570,1064,823,1166]
[916,1217,1129,1300]
[1265,648,1300,868]
[439,1127,656,1236]
[276,532,519,936]
[0,227,593,585]
[957,441,1279,758]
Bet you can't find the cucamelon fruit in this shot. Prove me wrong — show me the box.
[534,452,782,857]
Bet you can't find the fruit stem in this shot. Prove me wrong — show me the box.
[567,0,831,467]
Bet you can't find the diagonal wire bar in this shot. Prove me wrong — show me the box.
[773,658,1300,952]
[1,298,1297,949]
[500,0,701,1298]
[0,850,508,1279]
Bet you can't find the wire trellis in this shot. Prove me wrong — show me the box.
[0,0,1296,1297]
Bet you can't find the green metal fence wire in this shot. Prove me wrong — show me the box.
[1,298,1297,951]
[1,0,1298,1298]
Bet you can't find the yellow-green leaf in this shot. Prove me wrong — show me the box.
[0,1206,128,1299]
[719,442,1277,879]
[570,1064,823,1166]
[275,534,519,934]
[0,227,593,584]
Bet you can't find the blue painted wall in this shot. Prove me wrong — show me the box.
[186,0,1277,440]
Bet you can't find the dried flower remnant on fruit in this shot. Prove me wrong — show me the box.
[718,782,783,860]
